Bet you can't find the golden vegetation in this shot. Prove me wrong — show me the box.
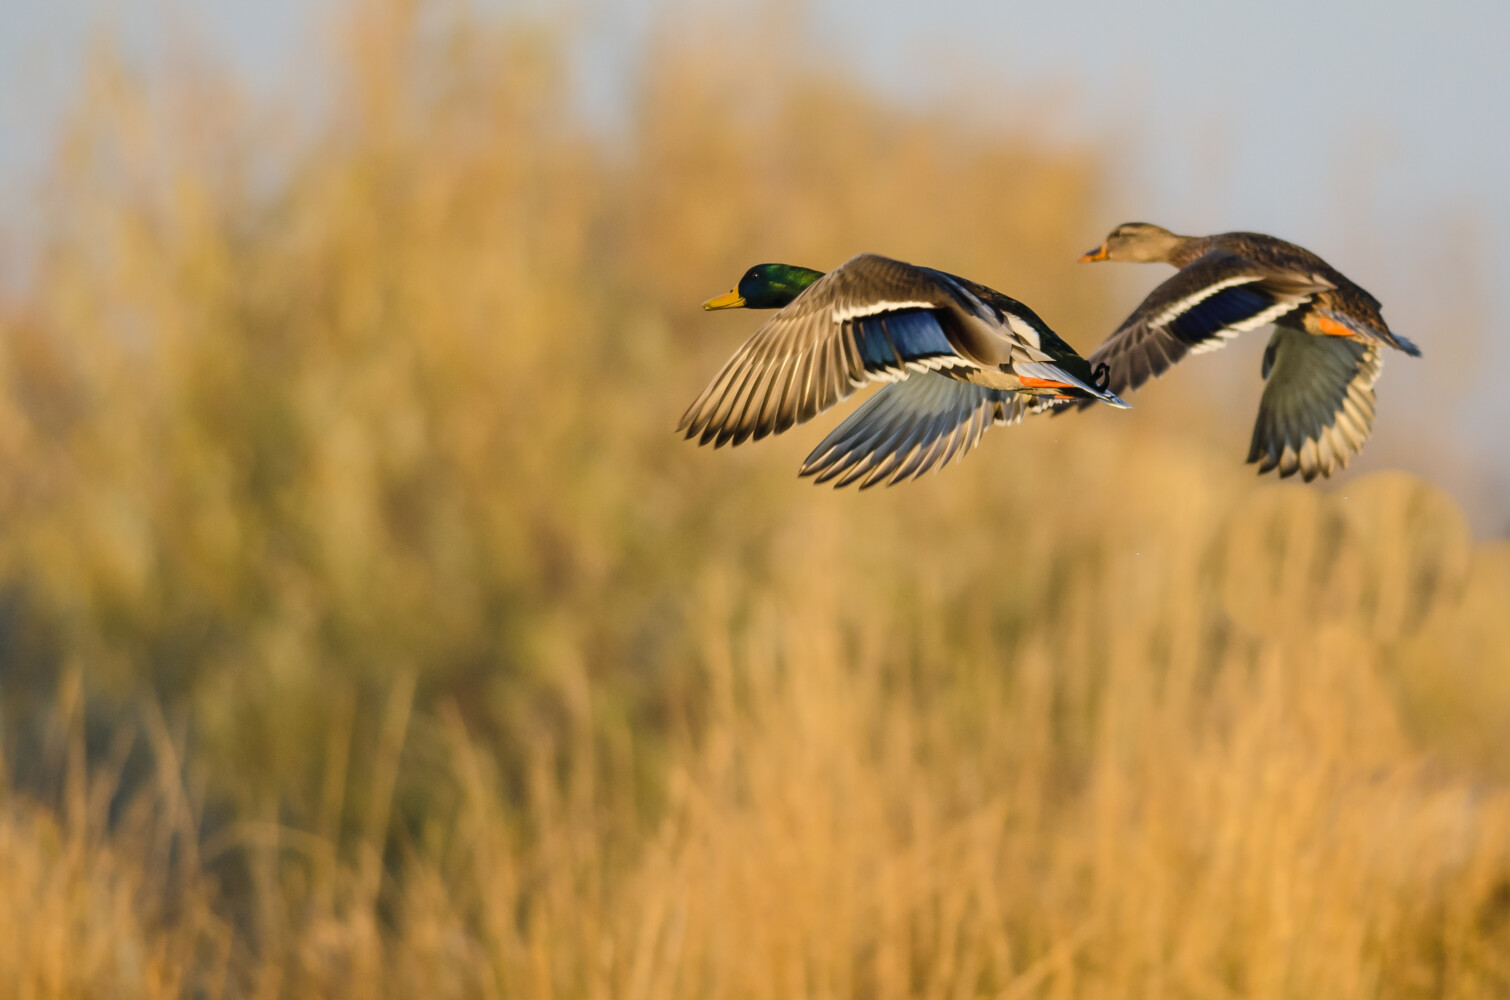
[0,3,1508,997]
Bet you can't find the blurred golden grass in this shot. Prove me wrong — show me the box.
[0,2,1508,997]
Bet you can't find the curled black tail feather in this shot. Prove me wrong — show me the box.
[1044,362,1110,417]
[1093,362,1111,393]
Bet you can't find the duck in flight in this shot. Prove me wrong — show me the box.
[680,254,1129,489]
[1077,223,1421,481]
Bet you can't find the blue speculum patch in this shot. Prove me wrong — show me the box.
[1168,285,1273,345]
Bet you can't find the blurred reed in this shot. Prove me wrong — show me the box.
[0,2,1507,997]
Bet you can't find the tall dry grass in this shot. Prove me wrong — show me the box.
[0,2,1508,997]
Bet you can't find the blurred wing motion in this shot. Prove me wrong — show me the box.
[1076,251,1330,405]
[799,373,1030,489]
[680,253,1122,448]
[1248,322,1381,481]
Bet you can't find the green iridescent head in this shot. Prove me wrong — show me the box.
[704,263,824,310]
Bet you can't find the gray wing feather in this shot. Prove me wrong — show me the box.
[1248,323,1382,481]
[799,372,1027,489]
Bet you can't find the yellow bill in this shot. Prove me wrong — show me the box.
[702,289,746,310]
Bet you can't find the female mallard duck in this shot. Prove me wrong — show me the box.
[681,255,1129,489]
[1077,223,1421,481]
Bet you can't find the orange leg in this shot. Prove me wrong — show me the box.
[1315,315,1359,338]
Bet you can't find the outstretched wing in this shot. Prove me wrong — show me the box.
[798,373,1028,489]
[1248,322,1382,481]
[679,254,979,448]
[1079,251,1329,404]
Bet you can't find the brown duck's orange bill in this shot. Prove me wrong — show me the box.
[1078,244,1109,262]
[702,290,746,310]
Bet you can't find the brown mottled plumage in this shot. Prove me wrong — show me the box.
[1076,223,1421,481]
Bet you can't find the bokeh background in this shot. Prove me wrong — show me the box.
[1,1,1508,997]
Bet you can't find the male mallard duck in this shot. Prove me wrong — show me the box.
[1077,223,1421,481]
[682,255,1129,489]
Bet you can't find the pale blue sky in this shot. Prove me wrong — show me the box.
[4,0,1508,523]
